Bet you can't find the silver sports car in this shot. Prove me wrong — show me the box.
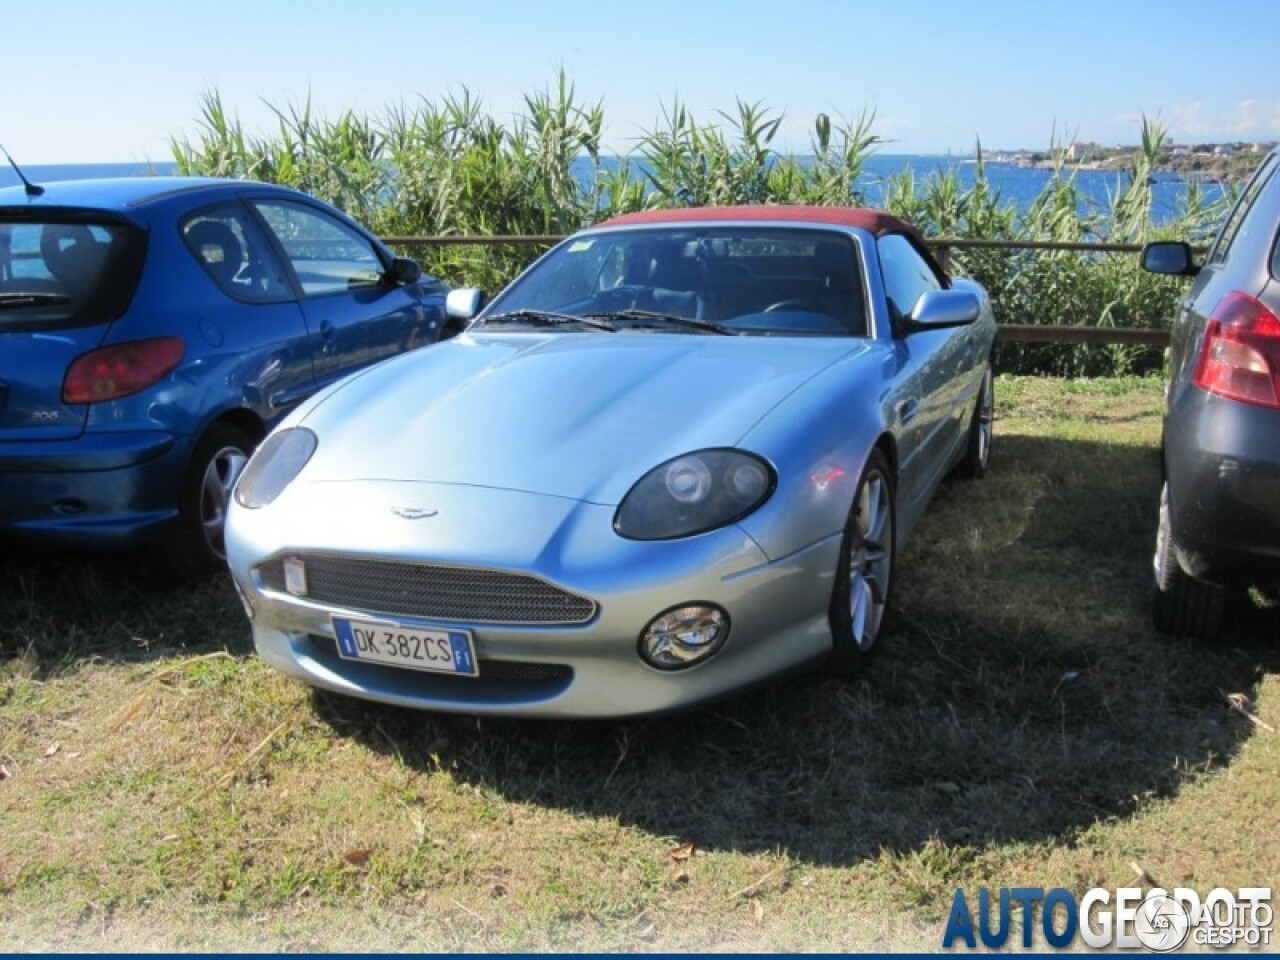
[225,206,996,717]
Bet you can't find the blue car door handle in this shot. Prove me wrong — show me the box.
[897,398,918,424]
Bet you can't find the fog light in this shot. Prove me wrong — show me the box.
[638,604,729,670]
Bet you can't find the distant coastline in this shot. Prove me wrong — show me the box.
[982,141,1271,186]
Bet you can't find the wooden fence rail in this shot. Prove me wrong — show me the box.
[997,324,1170,346]
[383,235,566,247]
[382,234,1207,348]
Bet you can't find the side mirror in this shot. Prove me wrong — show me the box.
[906,289,980,331]
[446,287,484,321]
[389,256,422,285]
[1141,241,1198,277]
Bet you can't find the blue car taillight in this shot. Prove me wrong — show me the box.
[62,337,185,404]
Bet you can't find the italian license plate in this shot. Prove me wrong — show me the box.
[331,616,478,677]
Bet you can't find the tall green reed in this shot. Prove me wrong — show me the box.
[172,81,1236,375]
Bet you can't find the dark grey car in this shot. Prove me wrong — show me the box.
[1142,147,1280,639]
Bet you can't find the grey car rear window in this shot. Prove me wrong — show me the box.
[0,216,146,332]
[1209,154,1278,266]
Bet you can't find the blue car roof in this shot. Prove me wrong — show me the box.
[0,176,282,212]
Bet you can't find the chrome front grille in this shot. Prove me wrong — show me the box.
[258,553,597,625]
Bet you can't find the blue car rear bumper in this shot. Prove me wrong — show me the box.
[0,431,192,547]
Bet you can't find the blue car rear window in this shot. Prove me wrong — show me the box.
[0,216,146,332]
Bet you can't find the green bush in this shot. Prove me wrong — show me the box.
[172,83,1235,375]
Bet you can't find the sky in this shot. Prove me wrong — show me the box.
[4,0,1279,163]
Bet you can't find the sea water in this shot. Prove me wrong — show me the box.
[0,156,1230,227]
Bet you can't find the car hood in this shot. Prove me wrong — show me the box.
[297,331,866,504]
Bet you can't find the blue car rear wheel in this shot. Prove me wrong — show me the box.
[161,423,253,579]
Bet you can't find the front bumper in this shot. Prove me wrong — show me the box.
[0,431,190,546]
[226,480,841,717]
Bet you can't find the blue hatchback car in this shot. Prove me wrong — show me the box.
[0,177,449,576]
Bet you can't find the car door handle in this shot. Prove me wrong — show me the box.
[318,319,337,354]
[897,398,918,424]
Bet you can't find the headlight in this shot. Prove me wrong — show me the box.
[234,427,317,509]
[614,449,775,540]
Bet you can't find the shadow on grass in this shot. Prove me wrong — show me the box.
[312,433,1278,865]
[3,433,1276,868]
[0,544,250,671]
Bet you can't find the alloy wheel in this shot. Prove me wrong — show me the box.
[200,445,249,560]
[976,369,994,468]
[848,468,894,651]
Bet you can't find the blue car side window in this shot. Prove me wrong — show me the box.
[251,200,385,298]
[181,204,293,304]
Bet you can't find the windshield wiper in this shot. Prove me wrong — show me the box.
[481,309,617,332]
[589,309,735,335]
[0,292,73,310]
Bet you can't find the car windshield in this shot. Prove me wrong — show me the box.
[0,217,146,332]
[483,226,868,336]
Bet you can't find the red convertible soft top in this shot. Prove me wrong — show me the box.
[597,205,926,244]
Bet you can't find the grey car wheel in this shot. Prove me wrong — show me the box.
[1153,482,1229,640]
[954,363,993,479]
[828,448,895,677]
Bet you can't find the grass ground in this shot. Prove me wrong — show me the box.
[1,376,1276,952]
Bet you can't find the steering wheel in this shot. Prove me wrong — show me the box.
[763,299,819,313]
[594,284,648,309]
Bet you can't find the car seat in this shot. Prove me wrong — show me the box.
[39,224,109,300]
[813,240,865,335]
[648,249,706,318]
[185,219,246,289]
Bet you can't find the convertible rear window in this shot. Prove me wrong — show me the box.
[0,216,146,332]
[490,226,869,336]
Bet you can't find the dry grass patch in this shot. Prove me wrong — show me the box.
[1,375,1276,951]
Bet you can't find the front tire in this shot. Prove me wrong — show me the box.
[160,423,253,580]
[1153,482,1229,640]
[827,448,896,677]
